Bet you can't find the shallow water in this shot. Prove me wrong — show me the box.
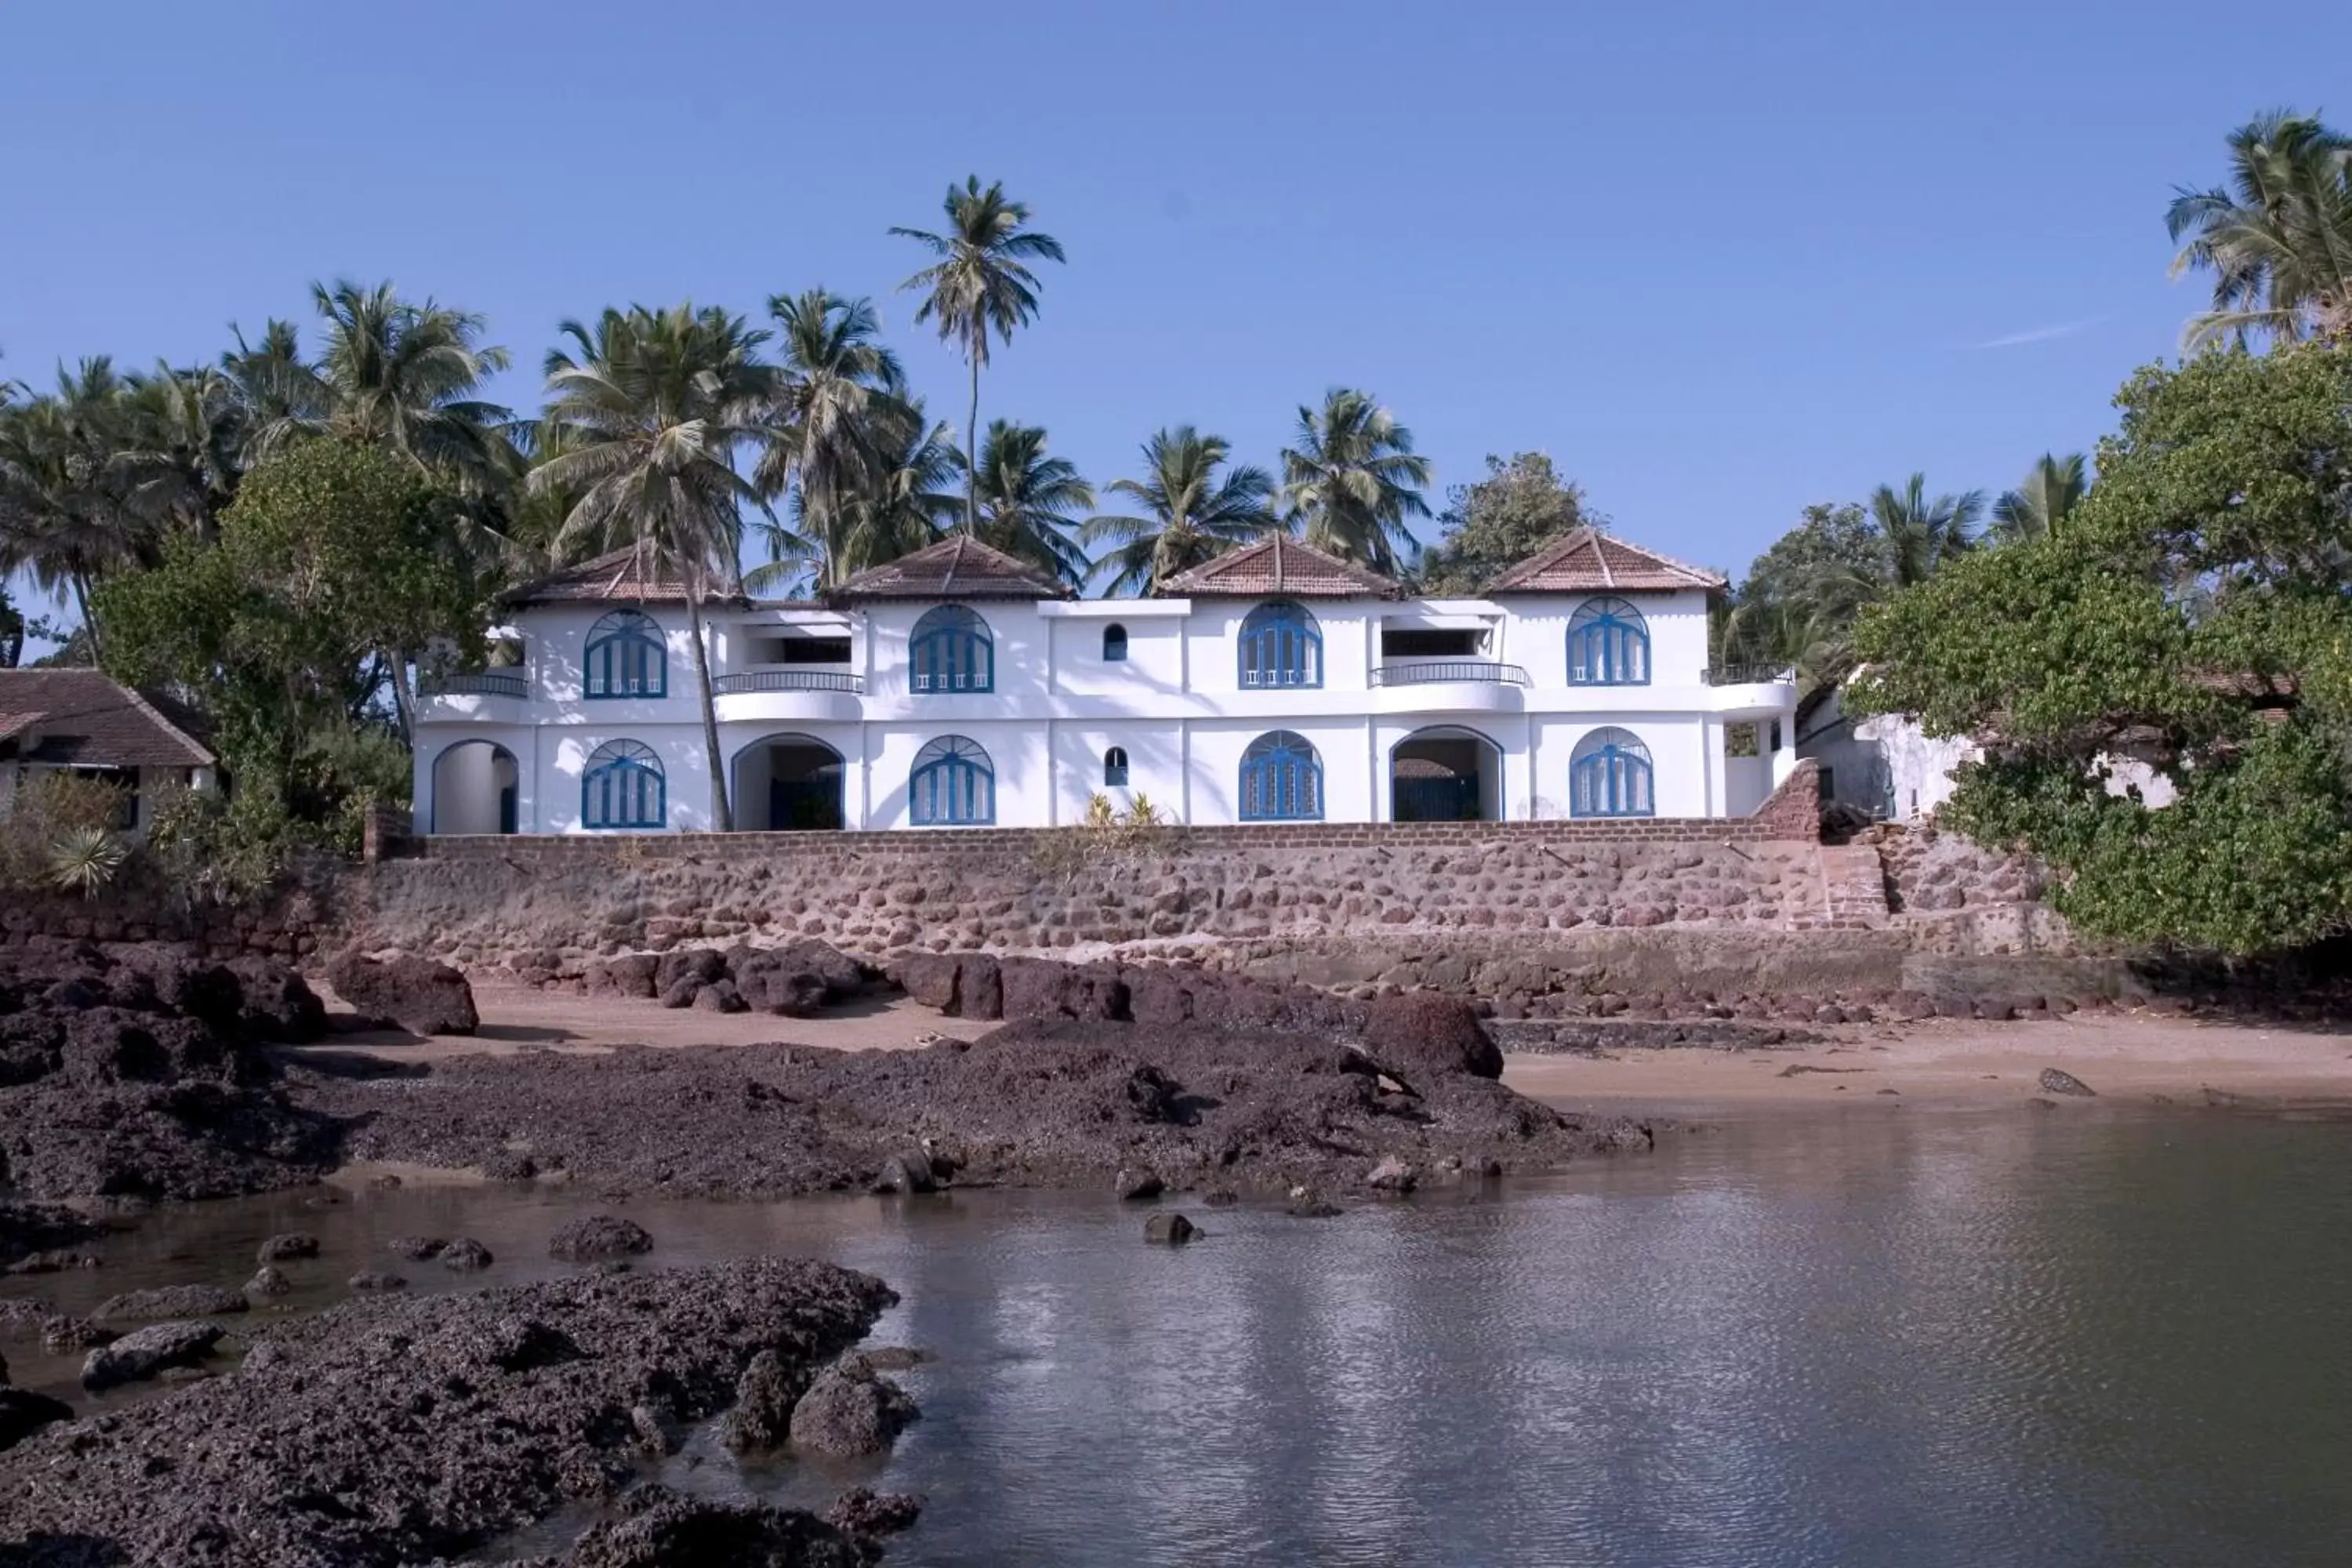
[7,1108,2352,1565]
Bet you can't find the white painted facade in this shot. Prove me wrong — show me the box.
[414,590,1799,834]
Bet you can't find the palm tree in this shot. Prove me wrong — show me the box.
[220,318,331,467]
[2167,111,2352,347]
[969,421,1093,586]
[752,398,963,595]
[1278,388,1432,574]
[891,177,1066,532]
[118,363,247,543]
[0,361,161,660]
[1991,452,2090,543]
[754,289,906,572]
[310,279,521,499]
[531,303,777,830]
[1870,473,1984,588]
[1083,426,1276,595]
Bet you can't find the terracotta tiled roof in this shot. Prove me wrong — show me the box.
[1160,534,1402,599]
[1485,528,1726,594]
[829,534,1070,602]
[0,670,215,768]
[506,541,733,607]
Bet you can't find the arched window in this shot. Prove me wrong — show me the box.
[1104,746,1131,787]
[1567,597,1650,685]
[584,610,666,699]
[1240,731,1323,821]
[1239,601,1321,689]
[581,739,666,829]
[1102,623,1129,662]
[910,735,995,825]
[910,605,993,694]
[1570,728,1654,818]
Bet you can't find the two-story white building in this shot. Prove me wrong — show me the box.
[412,529,1799,834]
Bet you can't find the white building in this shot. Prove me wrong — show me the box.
[412,531,1800,835]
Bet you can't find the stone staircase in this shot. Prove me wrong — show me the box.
[1817,844,1893,929]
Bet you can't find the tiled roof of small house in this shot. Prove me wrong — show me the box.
[505,541,746,607]
[1485,527,1726,594]
[1160,534,1402,598]
[0,670,216,768]
[828,534,1070,602]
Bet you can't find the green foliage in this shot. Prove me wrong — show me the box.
[0,771,133,892]
[1416,453,1599,595]
[968,420,1094,586]
[2167,111,2352,348]
[1279,389,1432,575]
[1851,343,2352,956]
[0,581,20,666]
[144,782,318,904]
[1083,426,1274,596]
[1033,793,1174,880]
[48,824,129,899]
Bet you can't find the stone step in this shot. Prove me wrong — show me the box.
[1819,844,1893,928]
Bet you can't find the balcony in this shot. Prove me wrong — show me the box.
[419,671,529,699]
[1373,660,1530,688]
[712,666,865,725]
[1702,662,1797,687]
[1370,659,1528,716]
[713,670,864,695]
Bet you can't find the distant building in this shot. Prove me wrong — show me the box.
[0,670,220,837]
[411,529,1802,835]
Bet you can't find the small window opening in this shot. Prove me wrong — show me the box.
[1102,624,1129,662]
[1104,746,1131,786]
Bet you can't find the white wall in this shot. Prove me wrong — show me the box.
[1490,590,1713,688]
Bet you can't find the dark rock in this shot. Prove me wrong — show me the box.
[1286,1190,1341,1218]
[93,1284,247,1323]
[1361,993,1504,1080]
[954,954,1003,1021]
[654,948,729,996]
[245,1265,291,1298]
[387,1235,448,1261]
[723,1348,804,1453]
[439,1236,494,1272]
[658,977,702,1009]
[256,1231,319,1263]
[1000,956,1129,1023]
[82,1319,223,1391]
[347,1270,408,1291]
[889,953,959,1011]
[0,1200,106,1271]
[42,1316,113,1354]
[481,1149,539,1181]
[0,1386,74,1454]
[1366,1156,1417,1192]
[858,1345,927,1372]
[1143,1211,1196,1244]
[825,1486,924,1537]
[586,953,660,1000]
[788,1355,920,1456]
[323,951,479,1036]
[563,1483,876,1568]
[224,958,329,1044]
[871,1152,936,1195]
[2038,1068,2097,1098]
[1114,1168,1164,1201]
[1201,1187,1240,1208]
[548,1214,653,1261]
[691,979,746,1014]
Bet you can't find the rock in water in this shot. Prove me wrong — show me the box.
[438,1236,494,1272]
[825,1486,924,1537]
[548,1214,654,1262]
[870,1152,936,1195]
[93,1285,247,1323]
[245,1266,291,1298]
[1143,1211,1197,1244]
[723,1348,804,1453]
[0,1387,74,1454]
[788,1356,920,1456]
[1366,1156,1417,1193]
[322,951,480,1036]
[2038,1068,2097,1098]
[82,1320,223,1391]
[387,1236,448,1261]
[1114,1168,1164,1201]
[347,1271,408,1292]
[562,1484,874,1567]
[256,1232,319,1263]
[1361,993,1504,1080]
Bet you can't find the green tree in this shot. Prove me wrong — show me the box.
[531,304,775,829]
[0,360,164,659]
[2167,111,2352,347]
[1850,344,2352,955]
[1082,426,1275,596]
[1415,452,1599,593]
[1719,502,1886,688]
[969,420,1093,586]
[1990,452,2091,543]
[1871,472,1985,588]
[753,289,908,586]
[891,177,1066,534]
[1279,388,1432,573]
[0,582,21,667]
[307,279,520,499]
[750,397,962,596]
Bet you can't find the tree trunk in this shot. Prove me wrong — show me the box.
[72,573,103,667]
[684,591,732,832]
[964,332,981,535]
[385,649,417,747]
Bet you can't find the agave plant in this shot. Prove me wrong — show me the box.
[49,825,129,899]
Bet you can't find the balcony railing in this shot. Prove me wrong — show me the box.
[1702,662,1798,687]
[419,671,528,699]
[713,669,865,695]
[1372,660,1530,688]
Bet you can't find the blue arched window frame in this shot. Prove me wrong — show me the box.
[910,735,995,826]
[910,605,993,694]
[1570,728,1654,818]
[1240,730,1323,821]
[1567,597,1650,686]
[581,739,666,830]
[1102,623,1129,662]
[1104,746,1131,787]
[1239,601,1322,689]
[583,609,666,699]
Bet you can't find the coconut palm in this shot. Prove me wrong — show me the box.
[969,421,1093,586]
[752,399,963,595]
[1991,452,2091,543]
[1278,388,1432,574]
[754,289,906,567]
[220,318,332,466]
[531,303,777,830]
[2167,111,2352,347]
[117,363,248,543]
[891,177,1066,532]
[1870,473,1984,589]
[1083,426,1276,596]
[0,361,162,659]
[309,279,521,499]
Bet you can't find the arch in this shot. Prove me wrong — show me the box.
[1102,623,1129,662]
[1104,746,1131,787]
[911,735,994,826]
[731,732,845,831]
[1239,601,1322,689]
[1570,727,1654,818]
[1240,730,1323,821]
[430,740,519,835]
[582,739,666,829]
[1567,597,1650,685]
[1389,725,1502,822]
[910,605,993,694]
[585,609,666,699]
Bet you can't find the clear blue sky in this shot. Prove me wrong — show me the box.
[4,0,2346,613]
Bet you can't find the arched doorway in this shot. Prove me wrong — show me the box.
[733,734,846,831]
[431,740,519,835]
[1390,727,1502,822]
